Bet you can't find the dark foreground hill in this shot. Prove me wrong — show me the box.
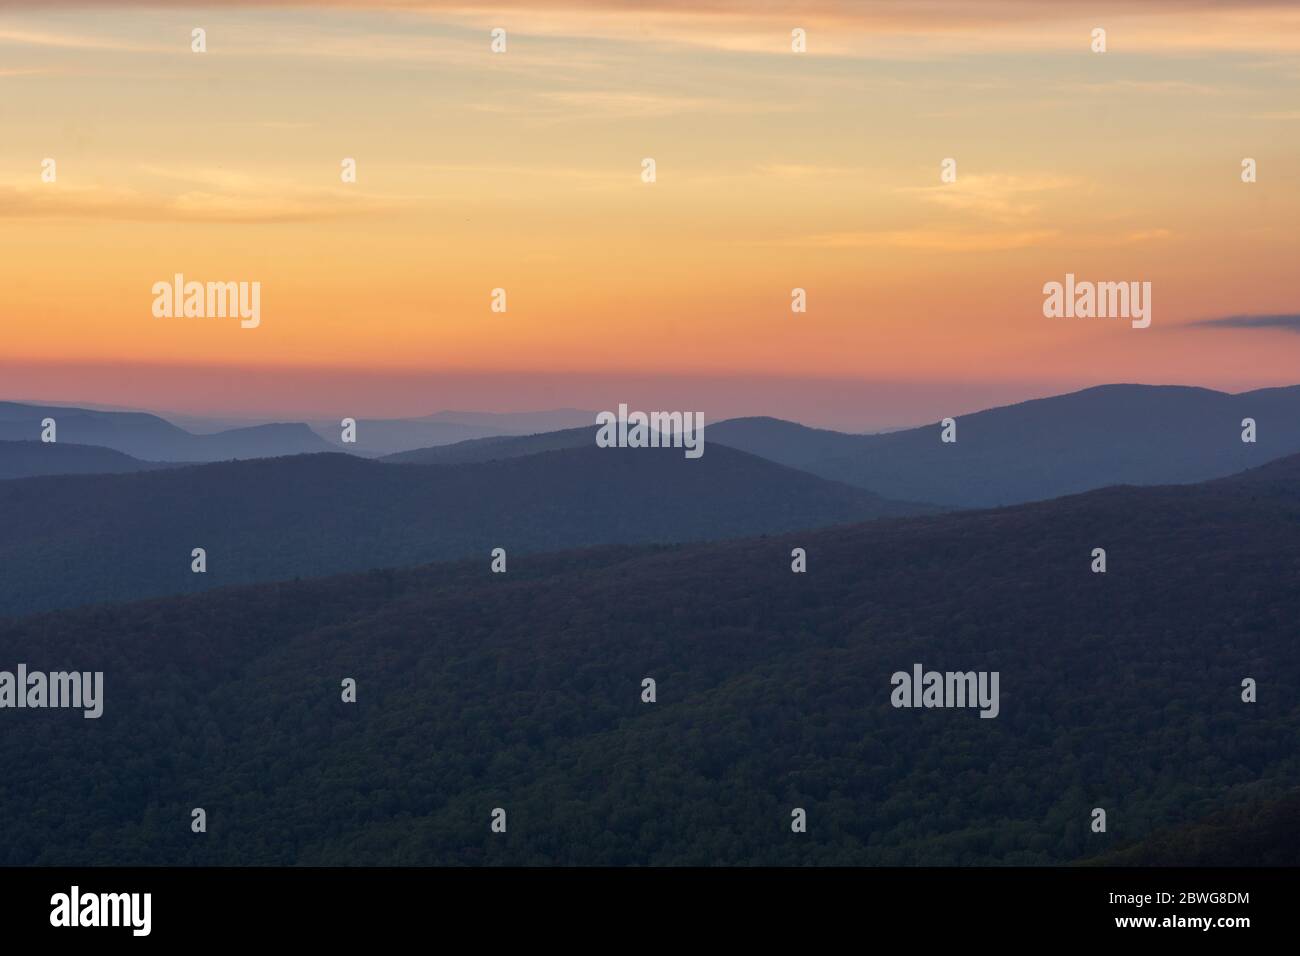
[0,443,925,617]
[0,441,171,480]
[0,457,1296,865]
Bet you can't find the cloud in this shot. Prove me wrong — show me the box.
[1099,228,1175,245]
[4,1,1300,55]
[0,26,164,52]
[900,174,1080,225]
[754,163,865,179]
[0,178,395,223]
[1058,79,1226,96]
[1193,314,1300,333]
[774,224,1173,252]
[470,89,795,121]
[781,228,1060,252]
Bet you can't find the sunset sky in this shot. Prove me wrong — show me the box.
[2,0,1299,429]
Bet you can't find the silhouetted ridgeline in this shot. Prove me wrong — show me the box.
[318,409,596,456]
[714,384,1300,506]
[0,444,927,617]
[378,385,1300,509]
[0,401,335,463]
[0,456,1296,864]
[0,441,171,480]
[12,384,1300,501]
[381,426,596,465]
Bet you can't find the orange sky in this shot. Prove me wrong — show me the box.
[2,1,1299,427]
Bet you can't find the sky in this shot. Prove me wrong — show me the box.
[2,0,1299,430]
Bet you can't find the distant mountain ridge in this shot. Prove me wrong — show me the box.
[0,442,929,617]
[414,408,594,429]
[0,401,336,463]
[382,426,596,464]
[713,384,1300,507]
[384,384,1300,508]
[12,384,1300,502]
[0,441,170,480]
[313,409,598,456]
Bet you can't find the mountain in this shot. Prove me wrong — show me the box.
[0,400,192,458]
[382,426,595,465]
[0,441,168,480]
[6,401,273,436]
[0,401,337,462]
[314,419,515,456]
[314,409,597,456]
[184,423,337,461]
[379,385,1300,505]
[703,416,860,466]
[415,409,595,430]
[0,443,928,617]
[709,384,1300,507]
[1,454,1296,865]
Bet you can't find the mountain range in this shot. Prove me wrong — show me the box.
[385,384,1300,508]
[0,401,334,463]
[312,409,596,457]
[774,384,1300,507]
[0,443,926,617]
[7,386,1300,508]
[0,441,170,480]
[0,402,603,475]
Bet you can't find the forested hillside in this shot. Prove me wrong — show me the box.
[1085,789,1300,866]
[0,458,1296,864]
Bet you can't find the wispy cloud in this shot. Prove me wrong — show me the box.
[1058,79,1227,96]
[901,174,1080,224]
[5,1,1300,55]
[0,26,163,52]
[0,176,395,223]
[754,163,867,180]
[1192,313,1300,333]
[780,229,1061,252]
[468,88,795,122]
[773,225,1172,252]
